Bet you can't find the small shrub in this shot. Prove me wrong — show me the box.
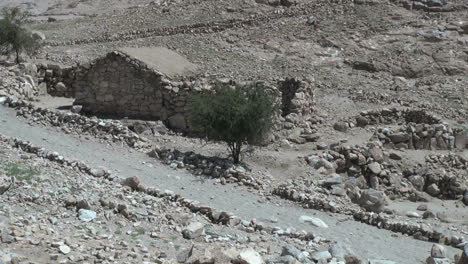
[190,83,279,164]
[0,7,40,63]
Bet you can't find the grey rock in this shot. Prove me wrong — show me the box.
[417,204,428,211]
[369,147,384,163]
[423,211,436,219]
[355,116,369,127]
[78,209,97,222]
[356,189,388,213]
[281,245,303,261]
[368,260,396,264]
[311,251,331,262]
[408,175,425,191]
[299,216,328,228]
[182,222,205,239]
[239,248,264,264]
[426,0,447,7]
[406,211,420,218]
[59,245,71,255]
[426,257,451,264]
[459,243,468,264]
[177,245,193,263]
[55,82,67,92]
[333,121,348,133]
[431,244,446,258]
[368,162,381,174]
[122,176,141,190]
[1,233,13,244]
[307,16,316,25]
[321,174,342,188]
[426,183,440,196]
[389,152,402,160]
[71,105,82,113]
[388,132,410,143]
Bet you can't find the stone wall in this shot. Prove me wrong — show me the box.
[373,123,467,150]
[37,63,76,97]
[70,51,315,132]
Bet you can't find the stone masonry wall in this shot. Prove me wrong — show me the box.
[70,51,315,132]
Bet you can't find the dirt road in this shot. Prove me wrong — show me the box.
[0,105,462,263]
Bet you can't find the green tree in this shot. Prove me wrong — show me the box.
[190,83,279,164]
[0,7,39,64]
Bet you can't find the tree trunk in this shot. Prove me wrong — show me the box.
[15,49,19,64]
[228,141,242,164]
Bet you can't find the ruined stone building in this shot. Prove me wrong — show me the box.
[39,47,315,132]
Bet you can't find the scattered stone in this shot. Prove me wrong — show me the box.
[59,245,71,255]
[333,121,348,133]
[78,209,97,222]
[355,189,388,213]
[368,260,397,264]
[368,162,381,174]
[177,245,194,263]
[122,176,141,190]
[299,216,329,228]
[239,248,264,264]
[431,244,446,258]
[311,251,331,262]
[406,211,420,218]
[417,204,428,211]
[182,222,205,239]
[71,105,82,113]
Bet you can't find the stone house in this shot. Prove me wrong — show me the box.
[40,47,315,132]
[73,47,199,131]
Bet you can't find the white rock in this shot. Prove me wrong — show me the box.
[59,245,71,255]
[299,216,329,228]
[78,209,97,222]
[239,248,264,264]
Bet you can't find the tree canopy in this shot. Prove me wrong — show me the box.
[190,83,279,164]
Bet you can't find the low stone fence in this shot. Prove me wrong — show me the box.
[353,108,442,127]
[2,96,150,149]
[372,123,467,150]
[148,147,264,189]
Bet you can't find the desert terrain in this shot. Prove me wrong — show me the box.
[0,0,467,263]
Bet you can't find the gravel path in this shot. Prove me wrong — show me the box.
[0,105,461,263]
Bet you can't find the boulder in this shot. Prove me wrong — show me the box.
[122,176,141,190]
[430,244,446,258]
[368,162,381,174]
[239,248,264,264]
[298,215,329,228]
[355,189,388,213]
[78,209,96,222]
[333,121,348,133]
[388,132,410,144]
[458,243,468,264]
[182,222,205,239]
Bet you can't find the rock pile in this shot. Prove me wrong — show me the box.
[0,63,43,100]
[1,96,150,149]
[372,123,466,150]
[353,108,442,128]
[0,135,340,264]
[149,147,264,189]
